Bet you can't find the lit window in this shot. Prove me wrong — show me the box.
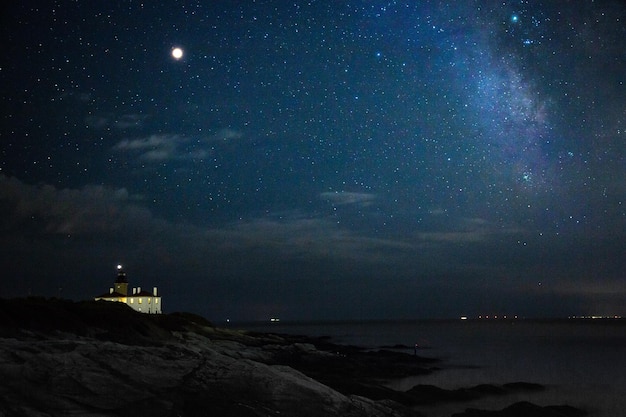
[138,298,142,304]
[155,299,159,304]
[130,299,134,304]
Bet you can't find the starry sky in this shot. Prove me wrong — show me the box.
[1,1,625,321]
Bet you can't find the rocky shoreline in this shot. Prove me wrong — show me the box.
[0,298,587,416]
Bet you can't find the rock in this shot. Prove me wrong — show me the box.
[1,335,421,417]
[0,298,421,417]
[0,299,587,417]
[452,401,587,417]
[502,381,545,392]
[405,381,548,405]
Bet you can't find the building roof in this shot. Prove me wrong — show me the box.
[95,291,126,299]
[128,290,158,297]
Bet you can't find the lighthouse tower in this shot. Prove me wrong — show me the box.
[113,264,128,296]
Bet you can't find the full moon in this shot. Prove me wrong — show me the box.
[171,47,183,60]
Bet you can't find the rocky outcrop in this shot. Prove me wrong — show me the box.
[0,298,421,417]
[452,401,588,417]
[0,337,421,417]
[405,382,545,405]
[0,299,588,417]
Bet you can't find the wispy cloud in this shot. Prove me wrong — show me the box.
[85,113,148,130]
[114,134,180,161]
[0,175,412,268]
[208,128,243,142]
[114,114,149,129]
[0,175,528,262]
[320,191,376,207]
[209,217,416,264]
[416,215,522,244]
[113,129,245,162]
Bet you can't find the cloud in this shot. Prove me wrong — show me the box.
[0,174,160,236]
[417,231,488,243]
[320,191,376,207]
[85,113,148,130]
[413,214,525,245]
[3,175,622,318]
[113,134,182,161]
[0,176,409,266]
[58,91,92,103]
[208,128,243,142]
[113,129,245,162]
[208,217,416,265]
[0,175,529,267]
[84,115,110,129]
[114,114,148,129]
[428,208,448,216]
[114,134,177,151]
[556,279,626,297]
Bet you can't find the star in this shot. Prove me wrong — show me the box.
[171,47,184,60]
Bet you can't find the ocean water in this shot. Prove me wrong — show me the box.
[237,319,626,417]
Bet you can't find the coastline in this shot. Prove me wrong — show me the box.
[241,318,626,416]
[0,298,589,417]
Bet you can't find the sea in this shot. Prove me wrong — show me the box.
[235,319,626,417]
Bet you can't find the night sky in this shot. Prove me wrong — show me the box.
[1,1,625,321]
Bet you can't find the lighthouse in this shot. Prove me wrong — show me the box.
[94,265,162,314]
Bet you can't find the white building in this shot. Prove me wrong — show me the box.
[95,265,162,314]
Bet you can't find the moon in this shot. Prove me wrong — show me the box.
[171,47,184,60]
